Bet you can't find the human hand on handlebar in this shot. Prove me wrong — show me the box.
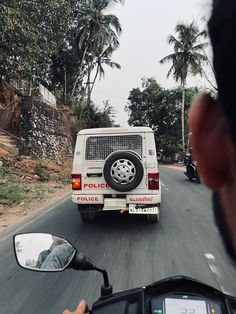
[63,300,89,314]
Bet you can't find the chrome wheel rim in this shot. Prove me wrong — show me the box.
[110,159,136,184]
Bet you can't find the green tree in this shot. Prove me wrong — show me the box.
[126,78,199,157]
[90,46,121,95]
[160,22,207,151]
[70,0,123,103]
[48,47,80,105]
[75,99,115,129]
[0,0,122,131]
[0,0,72,87]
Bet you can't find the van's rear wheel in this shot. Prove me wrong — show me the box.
[78,205,98,223]
[147,213,159,223]
[80,211,96,223]
[147,205,160,223]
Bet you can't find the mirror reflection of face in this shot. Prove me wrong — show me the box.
[14,233,76,272]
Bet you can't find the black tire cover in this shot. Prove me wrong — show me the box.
[103,151,144,192]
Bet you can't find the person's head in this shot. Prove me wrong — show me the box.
[50,236,67,250]
[189,0,236,261]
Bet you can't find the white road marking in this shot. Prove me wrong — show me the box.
[204,253,215,261]
[161,181,169,191]
[204,252,230,294]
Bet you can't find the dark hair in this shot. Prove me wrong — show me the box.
[208,0,236,139]
[212,192,236,261]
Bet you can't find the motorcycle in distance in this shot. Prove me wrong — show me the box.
[184,152,201,183]
[13,232,236,314]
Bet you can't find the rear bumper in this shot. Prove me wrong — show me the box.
[72,193,161,206]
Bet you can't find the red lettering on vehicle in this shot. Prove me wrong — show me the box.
[83,183,110,189]
[77,196,99,202]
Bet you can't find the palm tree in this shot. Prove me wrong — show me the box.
[160,22,207,151]
[71,0,123,101]
[90,45,121,95]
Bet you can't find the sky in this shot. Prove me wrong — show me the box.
[16,233,53,266]
[91,0,212,126]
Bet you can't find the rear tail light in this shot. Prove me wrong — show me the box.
[72,174,82,190]
[148,173,159,190]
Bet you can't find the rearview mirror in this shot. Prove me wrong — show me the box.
[14,233,76,272]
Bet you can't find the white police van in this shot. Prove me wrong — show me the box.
[72,127,161,223]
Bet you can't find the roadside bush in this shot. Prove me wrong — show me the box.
[0,182,26,205]
[35,161,50,182]
[59,174,71,185]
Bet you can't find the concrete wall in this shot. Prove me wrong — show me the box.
[38,83,57,108]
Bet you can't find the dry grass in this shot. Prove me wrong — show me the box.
[0,156,72,229]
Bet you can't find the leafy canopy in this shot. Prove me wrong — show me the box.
[0,0,72,78]
[160,22,208,85]
[126,78,199,155]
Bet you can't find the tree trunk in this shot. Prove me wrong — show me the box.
[70,45,89,101]
[90,64,99,95]
[87,63,92,107]
[28,77,32,96]
[64,66,67,105]
[71,73,81,101]
[181,83,186,152]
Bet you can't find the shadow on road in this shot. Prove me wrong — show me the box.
[78,211,160,233]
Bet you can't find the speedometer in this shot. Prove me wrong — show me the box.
[151,294,222,314]
[165,298,207,314]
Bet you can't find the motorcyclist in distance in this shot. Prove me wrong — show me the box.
[184,151,192,166]
[63,0,236,312]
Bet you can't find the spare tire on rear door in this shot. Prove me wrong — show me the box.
[103,151,144,192]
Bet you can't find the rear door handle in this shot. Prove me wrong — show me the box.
[87,173,102,177]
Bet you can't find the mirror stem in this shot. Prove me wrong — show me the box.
[70,253,96,271]
[94,266,109,286]
[94,266,113,297]
[70,253,113,297]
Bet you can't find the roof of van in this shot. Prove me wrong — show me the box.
[77,127,154,135]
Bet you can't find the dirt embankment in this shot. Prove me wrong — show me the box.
[0,147,72,232]
[0,78,22,135]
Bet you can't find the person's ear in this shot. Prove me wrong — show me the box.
[189,93,229,190]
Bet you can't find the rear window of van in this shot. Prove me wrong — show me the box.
[85,135,143,160]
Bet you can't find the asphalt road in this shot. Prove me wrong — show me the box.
[0,166,236,314]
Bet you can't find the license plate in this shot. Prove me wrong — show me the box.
[129,206,159,214]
